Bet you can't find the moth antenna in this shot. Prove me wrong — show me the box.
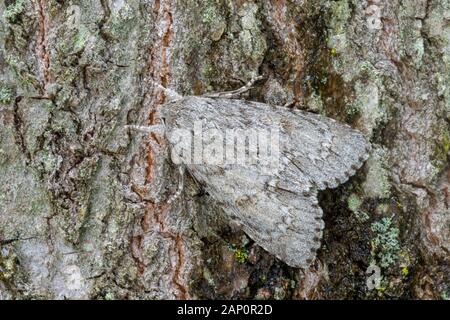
[203,75,264,98]
[124,124,166,136]
[149,79,183,101]
[167,166,185,204]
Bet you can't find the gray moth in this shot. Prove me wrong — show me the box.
[130,80,371,268]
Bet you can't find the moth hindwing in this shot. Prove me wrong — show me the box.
[161,96,370,268]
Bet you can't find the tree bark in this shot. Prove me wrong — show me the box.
[0,0,448,299]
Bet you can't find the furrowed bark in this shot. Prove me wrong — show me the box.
[0,0,448,299]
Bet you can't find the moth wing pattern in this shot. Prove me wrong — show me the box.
[163,97,370,268]
[182,164,324,267]
[164,97,370,191]
[279,110,371,190]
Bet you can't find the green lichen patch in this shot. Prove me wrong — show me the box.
[228,243,249,264]
[3,0,24,24]
[4,54,41,90]
[350,80,387,136]
[370,217,400,269]
[73,27,90,53]
[234,2,267,68]
[326,0,351,53]
[202,64,218,80]
[0,87,13,105]
[57,26,91,56]
[401,266,409,277]
[107,3,138,39]
[202,4,220,25]
[305,92,325,114]
[104,292,115,300]
[399,19,424,69]
[0,246,18,281]
[347,194,361,212]
[432,123,450,175]
[363,146,391,199]
[0,148,8,165]
[398,250,412,278]
[347,193,369,222]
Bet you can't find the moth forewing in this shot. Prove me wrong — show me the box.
[159,96,370,268]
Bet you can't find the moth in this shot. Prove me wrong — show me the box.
[128,77,371,268]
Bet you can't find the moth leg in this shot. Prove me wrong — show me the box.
[167,166,185,204]
[203,75,264,98]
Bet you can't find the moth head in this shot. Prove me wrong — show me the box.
[161,96,205,128]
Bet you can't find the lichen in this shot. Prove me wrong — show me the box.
[351,80,387,136]
[73,27,90,53]
[399,250,411,277]
[442,291,450,300]
[202,5,219,25]
[234,2,266,69]
[399,18,425,68]
[0,247,18,281]
[202,64,217,79]
[330,48,338,57]
[370,217,400,269]
[3,0,24,24]
[4,54,40,89]
[227,243,248,264]
[108,3,137,39]
[264,80,293,107]
[234,249,248,264]
[348,194,362,212]
[104,292,115,300]
[202,268,215,287]
[347,193,369,222]
[0,149,7,165]
[273,286,286,300]
[327,0,351,53]
[376,203,389,215]
[363,146,391,199]
[401,267,409,277]
[426,0,450,117]
[346,104,360,118]
[432,124,450,174]
[0,87,13,105]
[305,92,325,114]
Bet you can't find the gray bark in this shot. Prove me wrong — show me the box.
[0,0,449,299]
